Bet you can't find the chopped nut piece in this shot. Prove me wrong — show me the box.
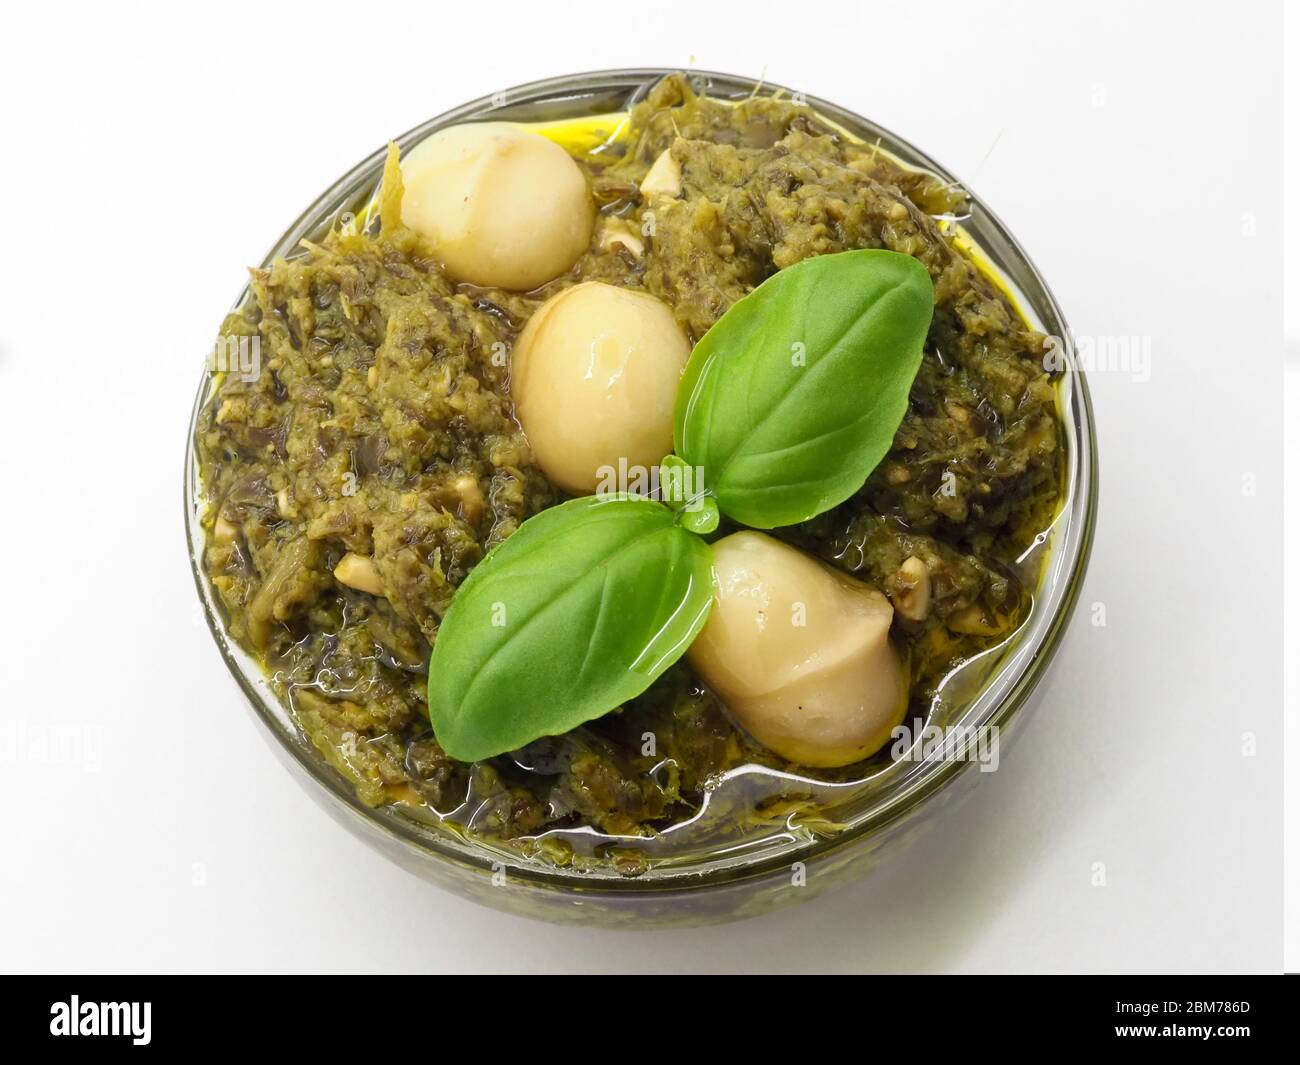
[598,218,645,258]
[213,515,239,543]
[453,475,486,524]
[639,148,681,199]
[276,487,298,520]
[947,604,1004,636]
[334,553,385,596]
[892,556,931,621]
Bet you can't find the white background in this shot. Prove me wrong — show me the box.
[0,0,1292,973]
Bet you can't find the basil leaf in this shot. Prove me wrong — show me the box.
[674,249,934,529]
[678,496,720,536]
[426,494,715,762]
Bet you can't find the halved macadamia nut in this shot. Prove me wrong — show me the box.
[511,282,690,496]
[399,123,594,290]
[687,532,907,768]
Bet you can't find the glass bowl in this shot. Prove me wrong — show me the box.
[185,68,1097,926]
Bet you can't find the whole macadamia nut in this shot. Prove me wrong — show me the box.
[511,282,690,496]
[400,123,594,290]
[687,531,906,768]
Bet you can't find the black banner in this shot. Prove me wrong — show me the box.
[1,976,1293,1051]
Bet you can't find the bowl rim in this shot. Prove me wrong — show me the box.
[185,66,1098,894]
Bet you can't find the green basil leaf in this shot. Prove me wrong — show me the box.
[674,249,934,528]
[678,496,720,536]
[426,494,715,762]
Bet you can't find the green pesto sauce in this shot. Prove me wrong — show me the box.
[197,74,1063,874]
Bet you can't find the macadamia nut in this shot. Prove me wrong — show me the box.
[512,282,690,496]
[400,123,594,290]
[687,531,906,767]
